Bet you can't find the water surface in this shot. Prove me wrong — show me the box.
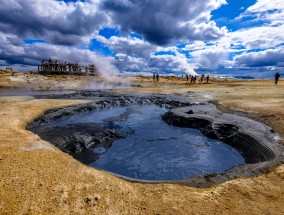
[53,105,245,180]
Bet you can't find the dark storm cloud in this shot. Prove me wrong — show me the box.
[0,0,227,51]
[101,0,227,45]
[0,0,107,45]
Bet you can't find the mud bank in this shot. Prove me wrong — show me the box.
[162,104,284,187]
[27,92,284,187]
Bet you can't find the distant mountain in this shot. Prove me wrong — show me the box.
[233,76,255,80]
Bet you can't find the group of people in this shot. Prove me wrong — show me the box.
[40,60,281,83]
[149,73,281,85]
[153,74,160,82]
[40,59,97,73]
[40,59,81,72]
[186,74,209,84]
[152,73,210,84]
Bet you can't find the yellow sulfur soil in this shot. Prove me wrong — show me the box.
[0,73,283,214]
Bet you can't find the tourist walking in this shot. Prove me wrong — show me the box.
[193,75,197,83]
[190,75,194,83]
[156,74,159,82]
[275,72,280,84]
[200,74,205,83]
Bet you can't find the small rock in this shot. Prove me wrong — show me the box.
[94,194,101,201]
[187,110,194,114]
[84,197,92,204]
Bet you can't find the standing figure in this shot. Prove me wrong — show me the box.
[50,60,54,70]
[153,74,156,82]
[64,61,67,71]
[48,58,52,70]
[60,63,63,71]
[275,72,280,84]
[55,60,59,71]
[200,74,205,83]
[156,74,159,82]
[206,75,209,84]
[186,74,189,83]
[41,60,45,71]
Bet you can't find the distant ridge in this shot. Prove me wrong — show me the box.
[233,76,255,80]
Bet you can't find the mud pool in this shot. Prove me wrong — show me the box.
[49,105,245,181]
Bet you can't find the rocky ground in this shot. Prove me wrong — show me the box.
[0,72,283,214]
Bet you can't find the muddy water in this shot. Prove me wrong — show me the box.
[51,105,245,180]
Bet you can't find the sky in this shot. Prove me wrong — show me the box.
[0,0,283,78]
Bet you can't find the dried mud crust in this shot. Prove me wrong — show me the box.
[211,100,284,145]
[27,93,284,188]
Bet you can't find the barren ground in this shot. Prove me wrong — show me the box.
[0,72,283,215]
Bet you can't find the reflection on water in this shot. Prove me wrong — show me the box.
[54,105,245,180]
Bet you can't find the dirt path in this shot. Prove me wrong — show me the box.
[0,74,284,214]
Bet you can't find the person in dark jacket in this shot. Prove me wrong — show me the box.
[156,74,159,82]
[186,74,189,83]
[275,72,280,84]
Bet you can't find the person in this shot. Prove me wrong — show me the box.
[193,75,197,83]
[275,72,280,84]
[186,74,189,83]
[41,60,45,71]
[63,61,67,71]
[59,62,63,72]
[55,60,59,71]
[48,58,52,70]
[190,75,194,83]
[153,74,156,82]
[156,74,159,82]
[206,75,209,84]
[68,63,71,72]
[200,74,204,83]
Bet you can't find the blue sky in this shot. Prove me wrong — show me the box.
[0,0,283,78]
[212,0,257,31]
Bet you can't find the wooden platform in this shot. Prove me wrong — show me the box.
[38,63,99,76]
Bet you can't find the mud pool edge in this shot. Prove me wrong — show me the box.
[26,92,284,188]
